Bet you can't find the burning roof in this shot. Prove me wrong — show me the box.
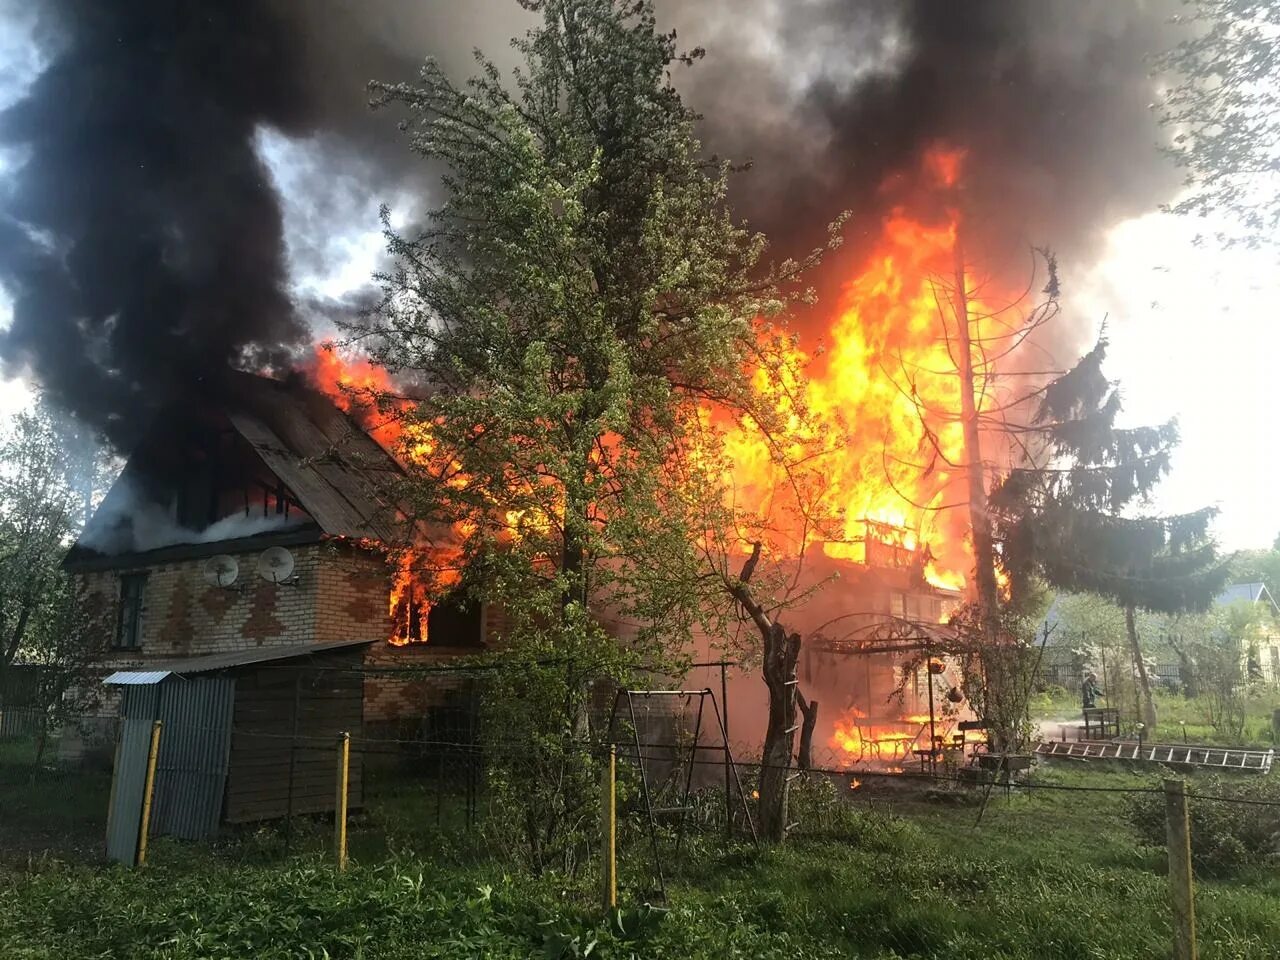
[65,370,405,568]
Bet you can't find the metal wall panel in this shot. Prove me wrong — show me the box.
[105,685,160,864]
[151,677,235,841]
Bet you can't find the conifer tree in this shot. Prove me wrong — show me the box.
[990,340,1230,726]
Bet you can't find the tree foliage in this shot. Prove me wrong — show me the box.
[992,340,1229,613]
[352,0,841,850]
[991,339,1229,726]
[1156,0,1280,249]
[354,0,836,659]
[0,402,104,670]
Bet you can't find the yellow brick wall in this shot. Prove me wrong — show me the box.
[77,542,339,668]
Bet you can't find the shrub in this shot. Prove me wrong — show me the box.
[1125,777,1280,877]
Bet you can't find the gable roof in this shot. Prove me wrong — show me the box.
[222,372,403,544]
[67,371,405,567]
[1216,582,1278,612]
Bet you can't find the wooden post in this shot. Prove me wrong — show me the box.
[136,720,163,867]
[601,743,617,911]
[721,661,731,839]
[1164,778,1197,960]
[335,732,350,872]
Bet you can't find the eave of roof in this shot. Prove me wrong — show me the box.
[63,524,330,573]
[103,638,374,685]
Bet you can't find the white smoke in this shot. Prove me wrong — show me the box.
[79,479,308,555]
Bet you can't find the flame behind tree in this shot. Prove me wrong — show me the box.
[344,0,842,852]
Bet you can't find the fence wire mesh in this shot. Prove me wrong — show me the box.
[2,658,1278,892]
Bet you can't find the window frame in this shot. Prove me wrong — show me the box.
[114,572,147,651]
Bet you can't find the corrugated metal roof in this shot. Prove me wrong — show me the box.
[104,669,173,686]
[104,638,373,684]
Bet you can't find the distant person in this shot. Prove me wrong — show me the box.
[1081,672,1103,711]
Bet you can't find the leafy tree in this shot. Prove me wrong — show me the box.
[0,402,96,671]
[1228,541,1280,603]
[991,340,1231,727]
[354,0,840,847]
[0,400,110,760]
[1156,1,1280,250]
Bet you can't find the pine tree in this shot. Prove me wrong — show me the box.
[990,340,1230,726]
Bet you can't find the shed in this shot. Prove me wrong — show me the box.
[103,639,370,864]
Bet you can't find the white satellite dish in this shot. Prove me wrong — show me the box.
[202,554,239,588]
[257,546,296,583]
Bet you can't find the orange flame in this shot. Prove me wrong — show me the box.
[719,146,999,593]
[829,706,941,766]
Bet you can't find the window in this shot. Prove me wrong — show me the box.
[115,573,146,650]
[427,594,485,648]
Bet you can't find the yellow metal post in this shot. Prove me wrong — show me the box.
[601,743,617,910]
[335,731,350,871]
[135,720,163,867]
[1164,779,1197,960]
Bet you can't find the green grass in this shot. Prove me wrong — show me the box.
[2,760,1277,959]
[1030,688,1280,747]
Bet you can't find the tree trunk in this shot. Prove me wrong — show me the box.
[725,542,803,844]
[758,624,800,842]
[953,233,1000,634]
[795,689,818,771]
[1125,605,1158,728]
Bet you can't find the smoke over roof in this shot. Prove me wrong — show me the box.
[0,0,1178,444]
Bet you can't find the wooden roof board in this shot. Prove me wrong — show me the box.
[225,410,395,543]
[228,376,404,544]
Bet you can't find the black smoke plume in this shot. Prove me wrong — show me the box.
[0,1,1179,444]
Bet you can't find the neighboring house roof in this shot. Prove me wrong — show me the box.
[103,638,374,684]
[66,371,406,569]
[1215,582,1274,608]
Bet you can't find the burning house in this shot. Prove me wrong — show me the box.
[63,370,497,730]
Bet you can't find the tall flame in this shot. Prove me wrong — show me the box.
[305,145,1015,638]
[721,146,995,592]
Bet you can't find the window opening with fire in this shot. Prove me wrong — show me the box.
[394,582,484,648]
[172,424,312,534]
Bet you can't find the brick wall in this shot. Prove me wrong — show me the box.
[75,539,506,727]
[77,542,341,668]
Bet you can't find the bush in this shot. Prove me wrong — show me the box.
[1125,777,1280,877]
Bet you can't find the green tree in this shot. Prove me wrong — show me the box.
[354,0,840,848]
[1156,1,1280,249]
[991,339,1231,728]
[0,399,111,762]
[1228,541,1280,602]
[0,403,95,671]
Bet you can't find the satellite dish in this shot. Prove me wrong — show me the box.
[257,546,296,583]
[202,554,239,588]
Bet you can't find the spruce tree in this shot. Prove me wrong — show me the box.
[990,340,1230,726]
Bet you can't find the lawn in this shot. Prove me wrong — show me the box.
[2,755,1277,959]
[1030,686,1280,747]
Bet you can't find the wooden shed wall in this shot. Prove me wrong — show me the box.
[224,652,364,824]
